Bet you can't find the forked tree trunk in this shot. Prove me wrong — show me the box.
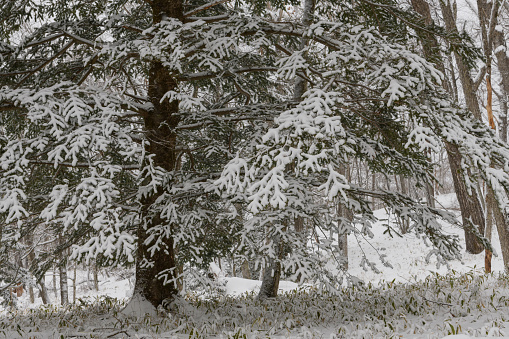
[130,0,183,310]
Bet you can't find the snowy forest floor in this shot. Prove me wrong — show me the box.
[2,194,509,338]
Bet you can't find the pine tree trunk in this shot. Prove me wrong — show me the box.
[258,236,282,300]
[260,0,316,294]
[131,0,183,309]
[234,203,252,280]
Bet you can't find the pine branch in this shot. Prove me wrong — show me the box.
[15,41,74,88]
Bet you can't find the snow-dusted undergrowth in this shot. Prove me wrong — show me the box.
[2,270,509,338]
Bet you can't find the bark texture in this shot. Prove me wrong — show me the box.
[476,0,509,270]
[258,236,282,300]
[132,0,182,308]
[413,0,485,253]
[483,0,509,271]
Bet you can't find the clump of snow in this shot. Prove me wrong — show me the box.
[120,293,157,318]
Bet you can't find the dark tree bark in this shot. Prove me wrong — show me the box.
[132,0,183,308]
[412,0,485,254]
[479,0,509,271]
[258,234,282,300]
[446,143,485,253]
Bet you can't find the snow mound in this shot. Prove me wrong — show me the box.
[121,293,157,318]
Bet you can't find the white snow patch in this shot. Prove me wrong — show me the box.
[121,293,157,318]
[222,277,298,297]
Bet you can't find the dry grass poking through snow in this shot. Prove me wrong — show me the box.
[2,270,509,338]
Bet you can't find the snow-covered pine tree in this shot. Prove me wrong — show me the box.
[0,0,310,311]
[216,0,509,293]
[1,0,509,312]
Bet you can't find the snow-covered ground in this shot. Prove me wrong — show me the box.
[2,193,509,338]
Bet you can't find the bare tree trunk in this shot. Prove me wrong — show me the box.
[426,151,436,208]
[478,0,509,271]
[28,286,34,304]
[492,190,509,271]
[439,0,483,119]
[372,172,376,209]
[413,0,486,253]
[446,143,485,253]
[241,260,251,279]
[72,265,77,303]
[25,233,36,304]
[59,261,69,305]
[258,234,282,300]
[231,254,236,277]
[486,188,495,272]
[53,267,58,301]
[93,264,99,291]
[233,203,252,280]
[38,279,49,305]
